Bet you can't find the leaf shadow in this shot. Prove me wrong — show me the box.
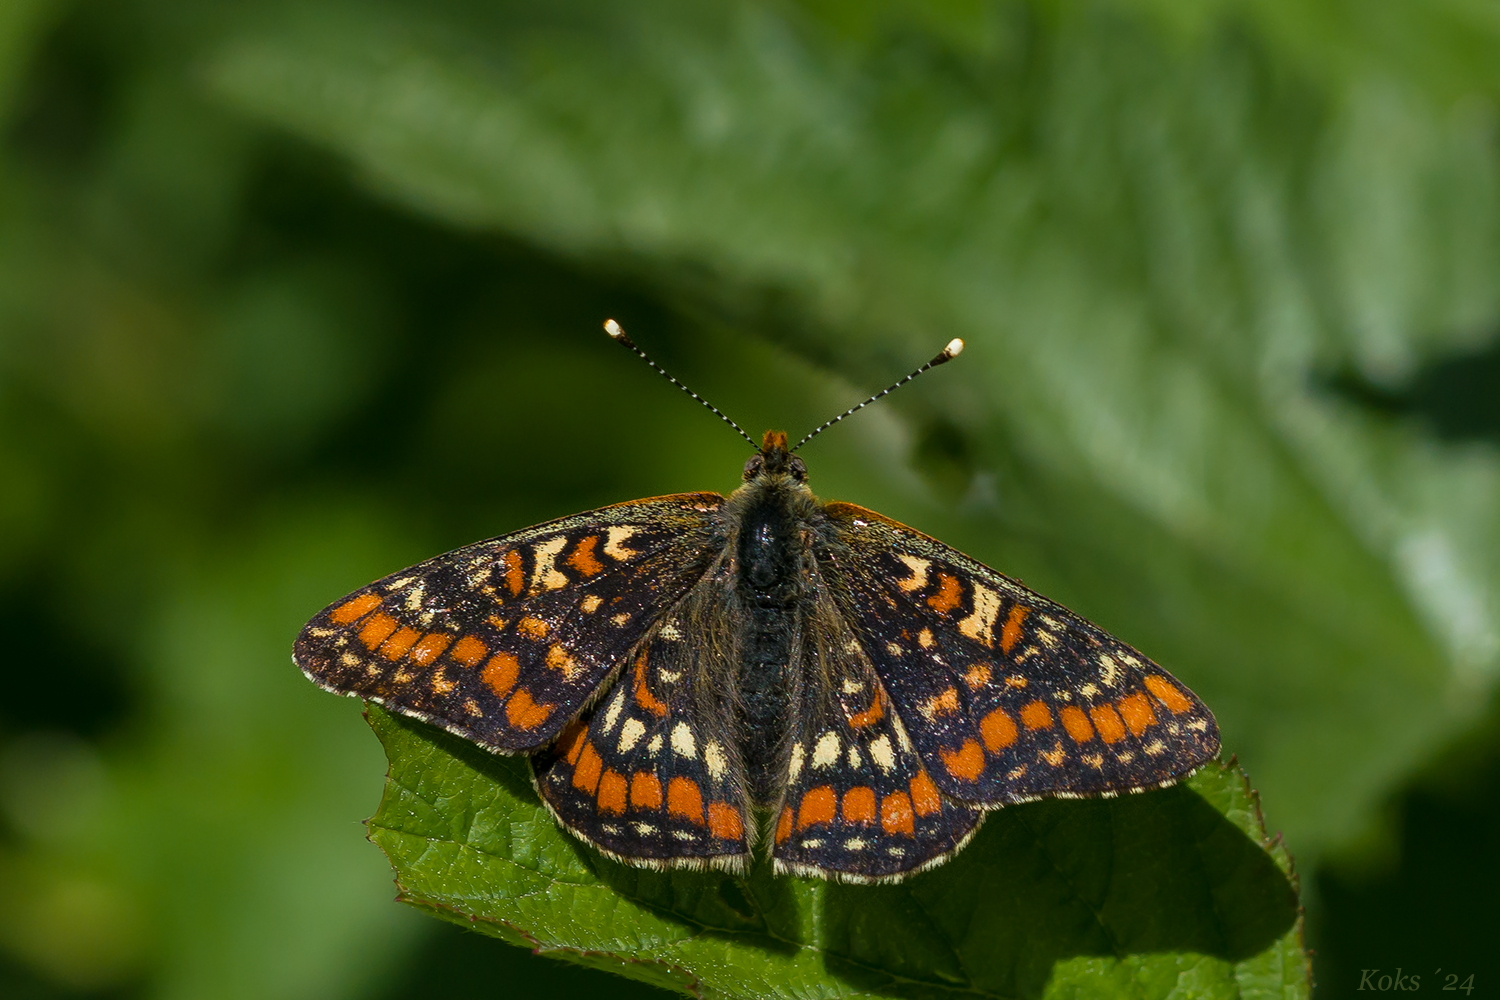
[443,731,539,802]
[388,710,802,953]
[585,832,806,958]
[814,784,1299,998]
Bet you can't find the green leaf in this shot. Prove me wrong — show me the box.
[366,704,1306,999]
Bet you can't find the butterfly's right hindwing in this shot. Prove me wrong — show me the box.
[531,568,752,871]
[769,592,982,882]
[293,493,724,753]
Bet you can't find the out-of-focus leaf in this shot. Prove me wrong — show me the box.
[367,704,1306,1000]
[0,0,60,124]
[0,506,438,1000]
[114,510,430,1000]
[202,0,1500,865]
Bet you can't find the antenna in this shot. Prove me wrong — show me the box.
[604,319,758,450]
[791,338,964,452]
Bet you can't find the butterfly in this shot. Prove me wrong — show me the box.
[294,321,1220,882]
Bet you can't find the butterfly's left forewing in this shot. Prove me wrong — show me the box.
[820,503,1220,808]
[293,493,724,753]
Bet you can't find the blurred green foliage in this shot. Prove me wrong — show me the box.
[0,0,1497,997]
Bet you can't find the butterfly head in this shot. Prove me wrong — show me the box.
[744,429,808,484]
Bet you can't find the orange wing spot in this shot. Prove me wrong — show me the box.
[566,536,605,577]
[1117,692,1157,735]
[775,806,794,844]
[559,721,588,765]
[1020,700,1053,729]
[797,786,837,829]
[927,573,963,613]
[880,792,915,836]
[632,652,669,718]
[630,771,662,810]
[450,635,488,667]
[331,593,380,624]
[410,632,452,666]
[707,802,744,841]
[1144,675,1194,713]
[1090,704,1127,744]
[667,777,704,824]
[518,616,549,640]
[910,771,942,816]
[503,549,525,597]
[505,688,554,730]
[597,769,628,815]
[1005,675,1029,689]
[940,739,985,781]
[482,652,520,698]
[963,663,992,690]
[380,627,421,661]
[842,786,877,824]
[1000,604,1029,654]
[980,707,1018,750]
[546,643,579,680]
[918,686,961,720]
[848,690,885,728]
[572,741,603,793]
[1060,706,1096,743]
[359,613,400,650]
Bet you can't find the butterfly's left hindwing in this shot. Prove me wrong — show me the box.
[820,503,1220,807]
[293,494,724,753]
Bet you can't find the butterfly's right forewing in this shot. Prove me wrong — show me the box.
[293,493,724,753]
[819,503,1220,807]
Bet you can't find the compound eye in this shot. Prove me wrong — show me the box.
[788,456,808,482]
[742,456,764,480]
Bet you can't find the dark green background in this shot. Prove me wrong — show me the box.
[1,1,1498,997]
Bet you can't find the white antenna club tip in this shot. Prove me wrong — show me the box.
[604,319,625,339]
[944,338,965,358]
